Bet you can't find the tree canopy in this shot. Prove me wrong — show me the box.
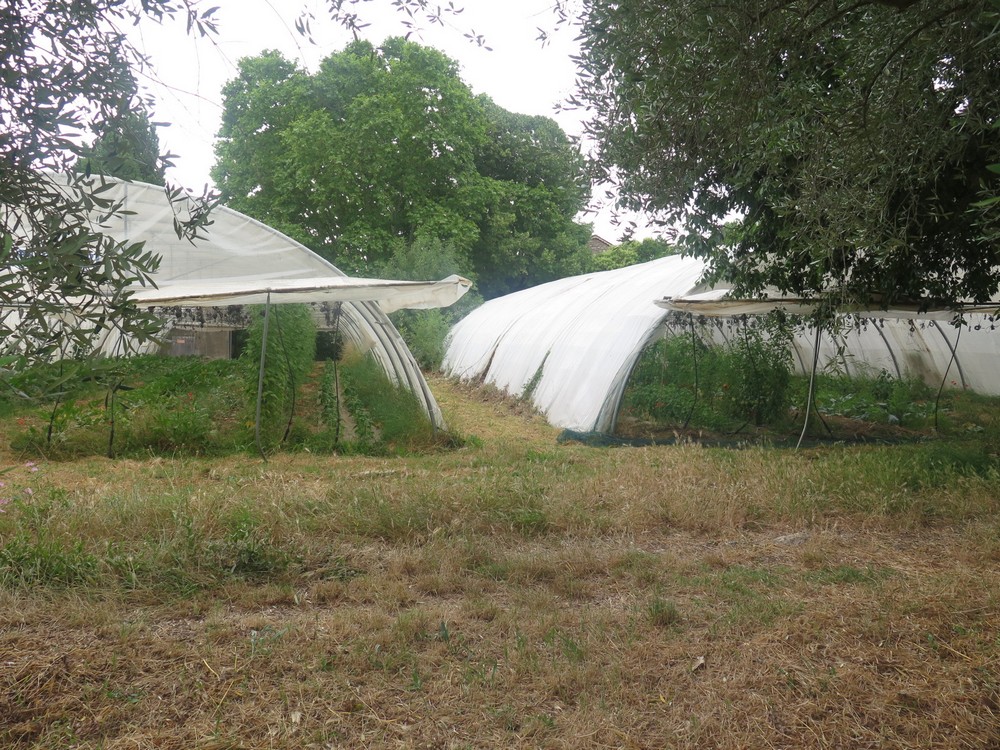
[589,237,679,272]
[576,0,1000,311]
[212,38,591,299]
[78,110,167,186]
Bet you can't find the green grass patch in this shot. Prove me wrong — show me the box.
[805,565,894,586]
[0,534,102,588]
[647,597,681,628]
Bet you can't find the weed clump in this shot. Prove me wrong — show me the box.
[327,352,437,455]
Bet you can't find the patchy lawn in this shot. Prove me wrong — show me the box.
[1,375,998,749]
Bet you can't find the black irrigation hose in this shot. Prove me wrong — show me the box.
[105,384,113,459]
[796,323,823,450]
[682,313,699,430]
[812,392,835,437]
[46,393,62,449]
[254,295,272,462]
[105,379,122,459]
[333,360,341,443]
[332,304,343,444]
[726,420,751,436]
[739,322,766,426]
[934,323,962,433]
[270,303,299,445]
[46,361,66,448]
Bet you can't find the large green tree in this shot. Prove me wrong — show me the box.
[78,110,167,186]
[576,0,1000,311]
[212,38,591,299]
[0,1,216,384]
[589,237,679,272]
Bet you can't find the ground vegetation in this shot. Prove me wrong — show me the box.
[0,373,998,748]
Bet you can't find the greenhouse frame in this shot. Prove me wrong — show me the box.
[4,175,470,430]
[443,256,1000,434]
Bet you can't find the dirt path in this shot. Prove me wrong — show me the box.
[429,373,562,448]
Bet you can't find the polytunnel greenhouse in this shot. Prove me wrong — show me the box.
[4,175,470,430]
[443,255,1000,434]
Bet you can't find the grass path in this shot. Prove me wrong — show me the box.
[1,376,998,749]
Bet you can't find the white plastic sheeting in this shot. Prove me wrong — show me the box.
[657,290,1000,321]
[657,290,1000,397]
[444,256,709,432]
[40,176,471,429]
[97,179,471,304]
[444,255,1000,433]
[127,275,470,312]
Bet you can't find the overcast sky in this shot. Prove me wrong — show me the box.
[129,0,659,241]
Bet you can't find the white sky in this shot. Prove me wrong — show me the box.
[128,0,660,241]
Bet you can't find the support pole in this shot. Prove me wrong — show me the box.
[255,292,272,461]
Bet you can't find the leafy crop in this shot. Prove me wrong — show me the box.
[622,316,793,432]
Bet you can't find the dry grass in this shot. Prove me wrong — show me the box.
[1,375,999,749]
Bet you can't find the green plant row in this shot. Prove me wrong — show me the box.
[242,303,318,451]
[623,317,793,432]
[619,315,998,444]
[3,337,446,459]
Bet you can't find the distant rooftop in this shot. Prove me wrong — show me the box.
[587,234,613,255]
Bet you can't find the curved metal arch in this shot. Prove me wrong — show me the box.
[871,317,903,379]
[930,320,967,390]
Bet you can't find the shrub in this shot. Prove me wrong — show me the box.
[393,309,452,371]
[379,236,482,371]
[723,322,793,426]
